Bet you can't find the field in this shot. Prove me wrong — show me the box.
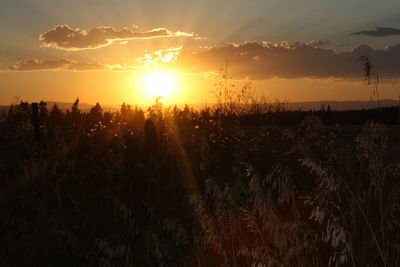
[0,100,400,267]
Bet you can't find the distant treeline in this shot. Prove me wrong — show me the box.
[2,100,399,132]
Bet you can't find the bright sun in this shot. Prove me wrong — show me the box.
[139,70,179,104]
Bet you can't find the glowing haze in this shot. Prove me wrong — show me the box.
[1,0,400,106]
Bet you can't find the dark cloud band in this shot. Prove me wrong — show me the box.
[177,41,400,79]
[352,27,400,37]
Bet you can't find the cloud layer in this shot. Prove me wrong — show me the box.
[39,25,194,51]
[9,58,108,71]
[352,27,400,37]
[8,41,400,80]
[177,41,400,79]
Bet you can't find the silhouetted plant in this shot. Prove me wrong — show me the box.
[359,56,381,107]
[0,99,399,267]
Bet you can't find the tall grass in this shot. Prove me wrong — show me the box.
[0,93,399,266]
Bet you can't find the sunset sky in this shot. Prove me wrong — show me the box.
[1,0,400,106]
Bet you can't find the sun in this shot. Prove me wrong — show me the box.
[138,69,179,104]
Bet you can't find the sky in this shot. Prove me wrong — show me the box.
[0,0,400,105]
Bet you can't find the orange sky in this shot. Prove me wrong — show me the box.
[1,70,399,106]
[1,0,400,106]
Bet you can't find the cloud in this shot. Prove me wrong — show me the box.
[9,58,108,71]
[7,45,185,72]
[176,41,400,80]
[39,25,195,51]
[351,27,400,37]
[136,47,182,67]
[304,40,330,47]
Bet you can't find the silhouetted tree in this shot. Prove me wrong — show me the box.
[71,97,80,113]
[70,97,82,129]
[38,101,48,122]
[144,119,158,156]
[88,102,103,125]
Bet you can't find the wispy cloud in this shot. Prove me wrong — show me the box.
[7,58,162,72]
[7,46,185,72]
[351,27,400,37]
[39,25,195,51]
[177,41,400,79]
[9,58,108,71]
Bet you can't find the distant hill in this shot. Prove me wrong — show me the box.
[285,99,400,111]
[194,99,400,111]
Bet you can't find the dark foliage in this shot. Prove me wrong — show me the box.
[0,100,399,267]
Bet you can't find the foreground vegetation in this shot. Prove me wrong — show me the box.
[0,99,399,267]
